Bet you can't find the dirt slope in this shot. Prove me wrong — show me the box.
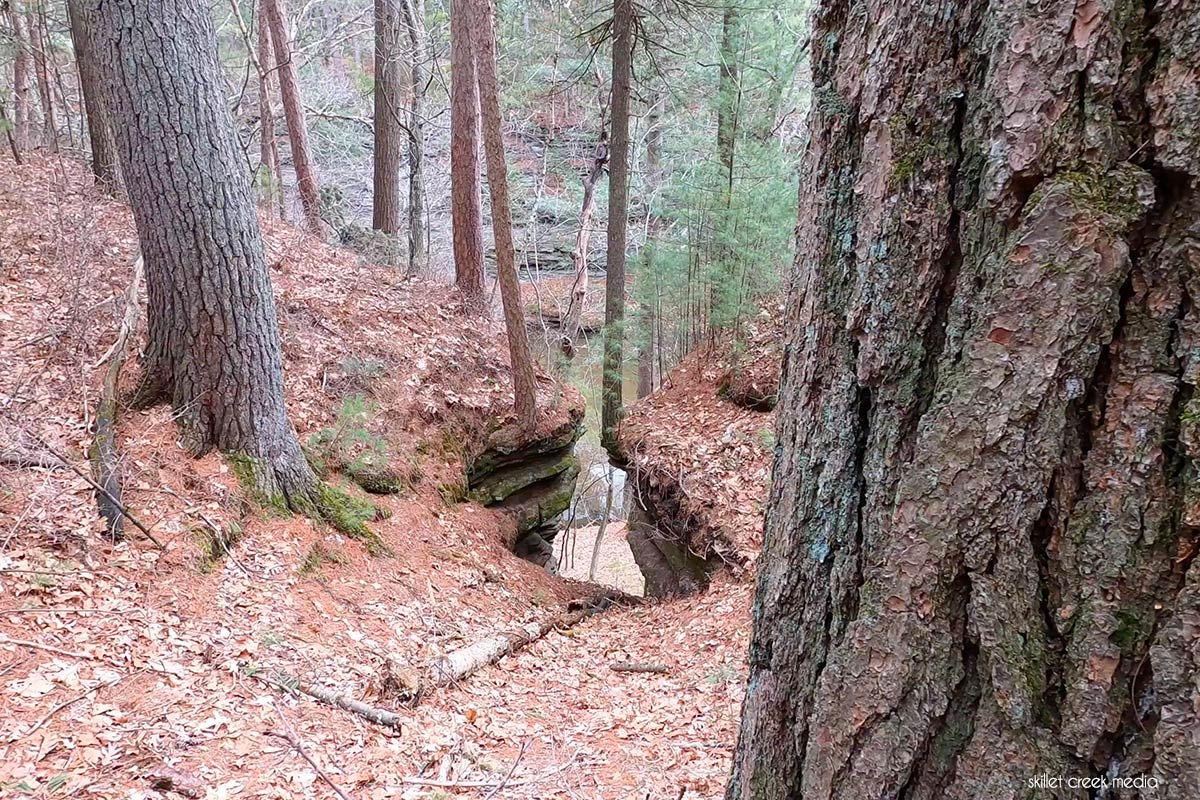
[0,155,755,799]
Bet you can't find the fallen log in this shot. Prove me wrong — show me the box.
[90,253,143,540]
[429,608,587,686]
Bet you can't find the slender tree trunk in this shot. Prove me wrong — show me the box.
[601,0,632,453]
[403,0,428,274]
[716,3,740,203]
[7,1,31,152]
[729,0,1200,798]
[468,0,536,432]
[66,0,119,191]
[561,117,608,355]
[262,0,322,237]
[449,0,485,310]
[401,0,428,275]
[83,0,318,503]
[257,2,284,218]
[27,4,55,150]
[637,101,661,400]
[372,0,403,235]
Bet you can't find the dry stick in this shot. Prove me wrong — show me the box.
[609,662,669,674]
[0,635,96,661]
[0,449,66,470]
[29,436,164,550]
[249,671,404,731]
[481,738,530,800]
[21,675,124,739]
[268,702,354,800]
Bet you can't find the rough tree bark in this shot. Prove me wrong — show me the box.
[257,1,284,218]
[6,1,32,152]
[262,0,323,236]
[468,0,537,432]
[637,99,662,400]
[449,0,485,310]
[372,0,403,235]
[401,0,428,275]
[83,0,320,505]
[729,1,1200,799]
[601,0,633,453]
[66,0,119,191]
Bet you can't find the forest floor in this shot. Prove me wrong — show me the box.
[0,155,771,799]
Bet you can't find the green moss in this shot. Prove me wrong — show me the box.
[298,541,349,577]
[437,479,467,505]
[227,453,290,514]
[1058,167,1148,226]
[312,482,391,556]
[195,521,245,573]
[1111,608,1150,651]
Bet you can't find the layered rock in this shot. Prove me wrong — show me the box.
[467,407,583,572]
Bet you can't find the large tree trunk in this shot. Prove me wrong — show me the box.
[401,0,428,276]
[7,1,32,152]
[729,1,1200,799]
[372,0,403,235]
[26,4,55,150]
[83,0,318,503]
[601,0,632,453]
[468,0,536,433]
[449,0,485,310]
[257,1,284,219]
[66,0,119,192]
[262,0,323,237]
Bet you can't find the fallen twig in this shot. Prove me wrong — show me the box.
[609,662,669,674]
[0,449,67,470]
[482,739,530,800]
[0,635,97,660]
[268,702,354,800]
[18,675,124,740]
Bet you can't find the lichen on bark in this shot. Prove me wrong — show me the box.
[728,0,1200,797]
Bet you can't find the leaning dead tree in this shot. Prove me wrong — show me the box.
[728,0,1200,798]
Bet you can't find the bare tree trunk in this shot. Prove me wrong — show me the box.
[7,1,31,152]
[27,4,55,150]
[729,0,1200,798]
[449,0,485,310]
[262,0,322,237]
[637,98,662,399]
[83,0,318,502]
[401,0,428,276]
[715,3,741,203]
[371,0,402,235]
[468,0,536,433]
[66,0,119,191]
[601,0,633,453]
[561,102,608,355]
[587,465,615,581]
[257,2,284,218]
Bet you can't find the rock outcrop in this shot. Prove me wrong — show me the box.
[467,406,584,572]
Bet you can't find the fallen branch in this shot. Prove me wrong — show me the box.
[90,252,144,541]
[18,675,124,740]
[429,606,593,687]
[0,635,97,661]
[0,449,67,470]
[609,662,669,674]
[249,670,404,731]
[268,702,354,800]
[30,436,164,550]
